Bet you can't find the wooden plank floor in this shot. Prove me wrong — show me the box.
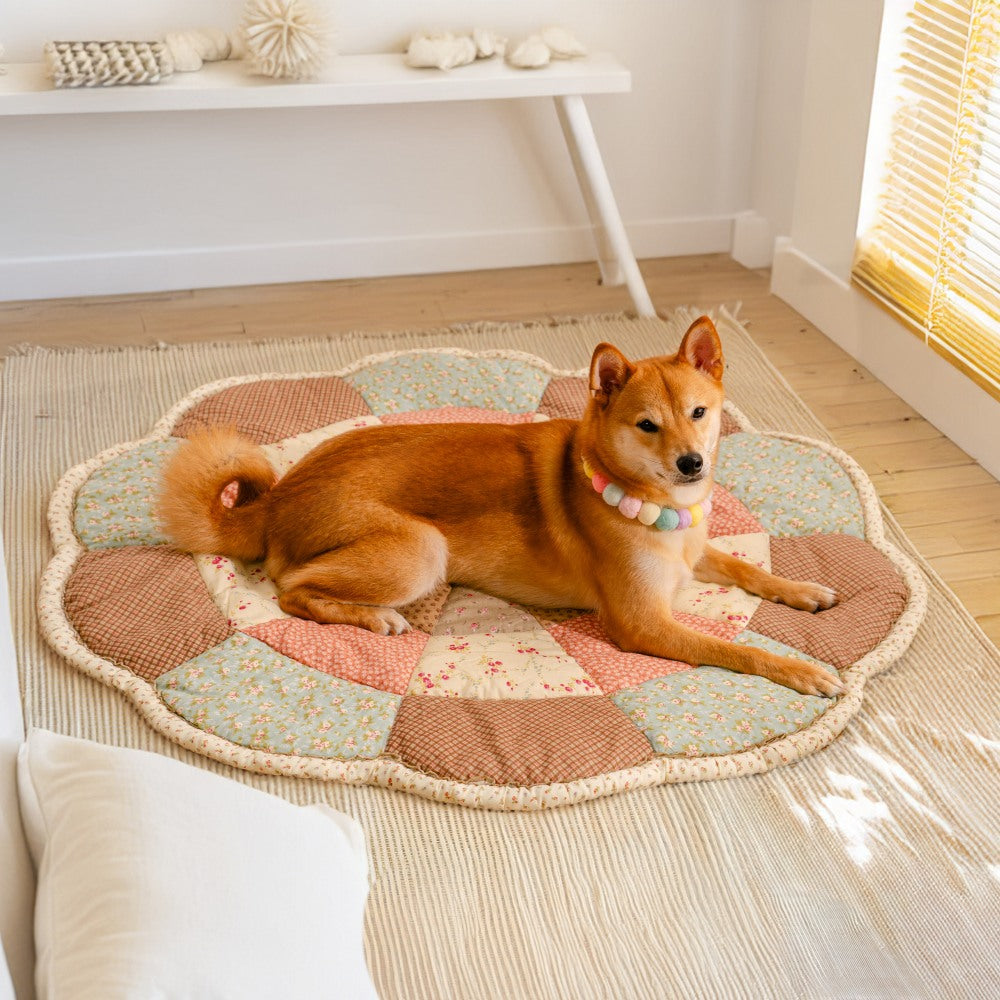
[1,254,997,644]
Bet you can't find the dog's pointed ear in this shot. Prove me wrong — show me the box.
[678,316,724,381]
[589,343,635,405]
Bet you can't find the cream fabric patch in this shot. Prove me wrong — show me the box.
[672,533,770,629]
[193,554,288,629]
[432,587,542,636]
[260,415,382,477]
[407,630,600,699]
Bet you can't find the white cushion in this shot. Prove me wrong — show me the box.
[17,729,378,1000]
[0,943,15,1000]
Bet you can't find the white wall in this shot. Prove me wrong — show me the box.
[770,0,1000,479]
[731,0,810,269]
[1,1,765,301]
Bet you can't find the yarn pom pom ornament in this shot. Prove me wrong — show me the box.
[242,0,330,80]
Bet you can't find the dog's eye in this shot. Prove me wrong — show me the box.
[636,419,658,433]
[692,407,706,420]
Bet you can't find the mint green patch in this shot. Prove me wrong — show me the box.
[716,433,863,537]
[611,631,836,757]
[74,440,180,549]
[345,353,550,415]
[732,630,838,672]
[156,634,400,759]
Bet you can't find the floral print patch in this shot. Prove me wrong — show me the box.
[194,554,287,629]
[155,634,399,759]
[245,618,428,696]
[345,353,550,415]
[611,648,835,758]
[432,588,543,637]
[408,630,600,699]
[260,415,382,477]
[716,433,863,538]
[74,440,180,549]
[672,533,770,628]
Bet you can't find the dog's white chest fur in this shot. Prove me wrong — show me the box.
[631,527,704,605]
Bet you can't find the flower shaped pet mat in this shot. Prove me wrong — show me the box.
[41,348,926,810]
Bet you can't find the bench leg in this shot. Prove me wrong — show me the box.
[554,93,656,317]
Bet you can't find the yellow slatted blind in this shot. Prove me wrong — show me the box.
[852,0,1000,398]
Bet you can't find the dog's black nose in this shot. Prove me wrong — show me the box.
[676,453,703,477]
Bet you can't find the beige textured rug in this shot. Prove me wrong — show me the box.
[4,310,999,999]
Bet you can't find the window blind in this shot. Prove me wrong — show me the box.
[852,0,1000,399]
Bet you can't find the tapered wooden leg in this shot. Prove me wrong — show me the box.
[554,93,656,317]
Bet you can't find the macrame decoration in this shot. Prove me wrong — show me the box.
[42,0,330,90]
[241,0,330,80]
[44,41,175,88]
[43,30,240,88]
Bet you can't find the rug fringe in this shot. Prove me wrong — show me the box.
[2,306,748,361]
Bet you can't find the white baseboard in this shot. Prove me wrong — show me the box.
[771,240,1000,480]
[731,211,774,269]
[0,216,734,303]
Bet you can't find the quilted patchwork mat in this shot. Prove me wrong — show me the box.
[40,348,926,809]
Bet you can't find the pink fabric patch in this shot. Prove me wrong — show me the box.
[380,407,537,426]
[706,485,765,538]
[548,613,741,694]
[244,618,428,695]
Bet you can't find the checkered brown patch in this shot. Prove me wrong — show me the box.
[537,377,590,420]
[384,695,653,785]
[171,376,373,443]
[721,410,741,436]
[64,547,232,682]
[399,582,452,633]
[748,533,908,669]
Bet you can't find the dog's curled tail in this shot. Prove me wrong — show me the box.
[157,427,275,563]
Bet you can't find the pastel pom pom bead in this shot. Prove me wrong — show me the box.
[701,495,713,518]
[582,458,595,479]
[618,495,642,519]
[637,501,661,525]
[602,483,625,506]
[677,508,693,530]
[655,507,680,531]
[592,472,610,493]
[689,503,703,527]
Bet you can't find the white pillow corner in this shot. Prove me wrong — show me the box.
[17,728,379,1000]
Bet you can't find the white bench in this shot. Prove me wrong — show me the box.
[0,52,655,315]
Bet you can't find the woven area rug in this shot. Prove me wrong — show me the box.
[38,331,925,809]
[5,309,999,998]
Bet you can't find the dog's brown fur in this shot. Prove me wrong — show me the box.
[158,317,842,697]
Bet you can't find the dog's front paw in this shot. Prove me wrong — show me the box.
[775,657,845,698]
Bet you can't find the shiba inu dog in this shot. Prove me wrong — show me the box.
[158,316,842,697]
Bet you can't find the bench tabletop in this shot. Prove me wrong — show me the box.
[0,51,631,117]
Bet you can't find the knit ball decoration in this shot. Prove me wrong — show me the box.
[241,0,329,80]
